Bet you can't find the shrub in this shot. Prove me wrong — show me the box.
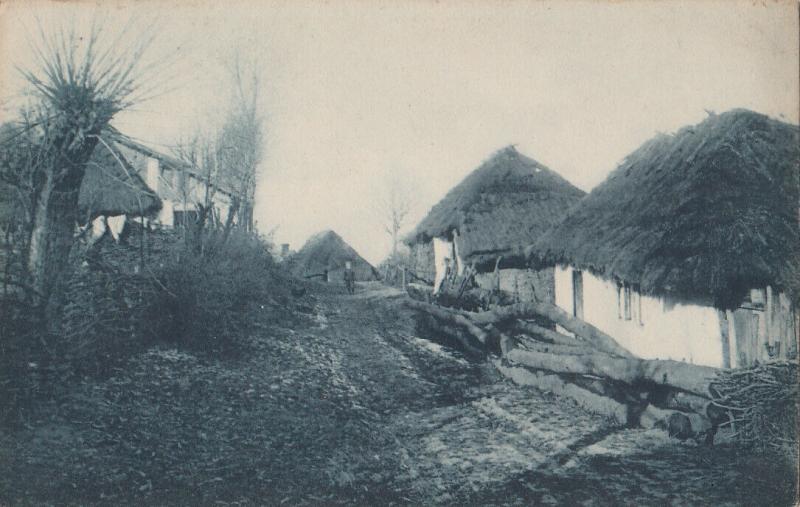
[152,227,280,355]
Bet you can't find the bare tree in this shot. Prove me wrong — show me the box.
[215,53,263,234]
[377,174,413,261]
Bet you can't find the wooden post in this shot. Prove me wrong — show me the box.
[726,309,738,369]
[765,286,776,359]
[718,310,731,369]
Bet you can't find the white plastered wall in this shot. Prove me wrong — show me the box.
[433,236,454,293]
[554,264,724,367]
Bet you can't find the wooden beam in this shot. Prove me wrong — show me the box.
[505,347,719,398]
[468,301,633,358]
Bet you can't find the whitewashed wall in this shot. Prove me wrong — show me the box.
[554,264,725,367]
[432,234,466,293]
[433,237,454,293]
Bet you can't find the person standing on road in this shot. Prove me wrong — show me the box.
[343,260,355,294]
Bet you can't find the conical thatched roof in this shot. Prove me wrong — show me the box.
[289,230,378,280]
[78,140,162,222]
[534,109,800,308]
[406,146,585,269]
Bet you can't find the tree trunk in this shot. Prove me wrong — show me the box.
[504,347,719,398]
[493,359,630,425]
[512,320,591,348]
[27,172,54,303]
[417,312,485,358]
[470,301,633,357]
[26,140,97,314]
[405,298,489,347]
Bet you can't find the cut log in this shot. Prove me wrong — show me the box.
[493,359,629,425]
[638,405,712,439]
[513,321,588,348]
[505,348,719,398]
[415,312,485,358]
[406,282,433,302]
[405,298,490,347]
[514,336,589,356]
[469,301,633,357]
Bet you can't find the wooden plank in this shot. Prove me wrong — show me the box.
[725,309,738,369]
[765,286,774,358]
[718,310,731,369]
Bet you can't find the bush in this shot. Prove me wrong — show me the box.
[0,221,290,425]
[152,227,280,354]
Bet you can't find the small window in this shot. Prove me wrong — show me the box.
[616,281,638,322]
[623,284,632,320]
[636,285,644,325]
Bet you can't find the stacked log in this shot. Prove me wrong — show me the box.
[404,296,724,442]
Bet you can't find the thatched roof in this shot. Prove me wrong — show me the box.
[78,140,162,222]
[289,230,378,280]
[533,109,800,308]
[406,146,585,269]
[0,122,160,223]
[114,136,236,199]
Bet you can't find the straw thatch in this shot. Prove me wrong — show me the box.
[288,230,378,281]
[114,137,236,200]
[534,109,800,308]
[78,140,161,222]
[406,146,585,270]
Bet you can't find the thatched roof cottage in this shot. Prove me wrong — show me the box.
[113,137,236,228]
[289,230,378,283]
[533,109,799,368]
[0,123,161,242]
[405,146,584,301]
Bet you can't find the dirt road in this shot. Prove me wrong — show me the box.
[0,283,795,505]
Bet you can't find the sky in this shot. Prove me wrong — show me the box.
[1,0,798,265]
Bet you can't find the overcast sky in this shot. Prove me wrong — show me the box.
[1,0,798,264]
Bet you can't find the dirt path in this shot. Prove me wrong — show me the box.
[0,283,795,505]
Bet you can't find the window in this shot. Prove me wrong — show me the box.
[633,284,643,325]
[623,284,632,320]
[616,281,642,323]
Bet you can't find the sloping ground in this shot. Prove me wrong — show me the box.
[0,283,795,505]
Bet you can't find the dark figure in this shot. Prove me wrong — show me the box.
[343,261,355,294]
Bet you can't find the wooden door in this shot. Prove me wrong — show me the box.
[572,270,584,320]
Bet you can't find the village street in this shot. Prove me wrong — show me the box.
[0,282,794,506]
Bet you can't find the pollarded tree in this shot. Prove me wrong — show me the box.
[2,23,153,310]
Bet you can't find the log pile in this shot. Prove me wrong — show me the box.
[404,295,727,443]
